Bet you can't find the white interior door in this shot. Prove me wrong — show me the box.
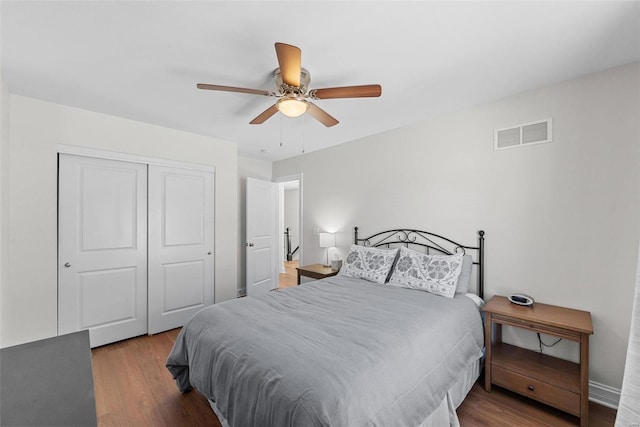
[246,177,278,296]
[58,154,148,348]
[148,165,214,334]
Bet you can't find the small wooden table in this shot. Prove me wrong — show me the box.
[483,296,593,427]
[296,263,339,284]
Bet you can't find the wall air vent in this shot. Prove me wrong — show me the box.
[494,118,552,151]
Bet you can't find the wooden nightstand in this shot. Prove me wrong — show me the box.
[483,296,593,427]
[296,264,339,285]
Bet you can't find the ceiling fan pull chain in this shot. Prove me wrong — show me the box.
[280,115,284,147]
[302,115,306,154]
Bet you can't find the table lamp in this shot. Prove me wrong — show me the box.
[318,232,335,267]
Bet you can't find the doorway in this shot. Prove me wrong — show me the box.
[276,175,302,289]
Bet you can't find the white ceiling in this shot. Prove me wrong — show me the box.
[2,1,639,161]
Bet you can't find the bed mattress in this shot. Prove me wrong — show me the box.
[167,275,484,427]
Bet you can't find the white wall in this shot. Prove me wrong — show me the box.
[0,76,10,343]
[274,63,640,391]
[1,95,238,347]
[237,156,272,295]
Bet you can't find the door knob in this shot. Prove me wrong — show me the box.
[246,243,254,247]
[64,262,71,268]
[207,251,212,255]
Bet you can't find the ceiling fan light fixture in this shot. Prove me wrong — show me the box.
[276,97,309,118]
[198,43,381,127]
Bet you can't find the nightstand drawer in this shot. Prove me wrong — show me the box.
[492,365,580,416]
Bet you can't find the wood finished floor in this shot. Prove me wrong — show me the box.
[92,328,616,427]
[92,329,219,427]
[279,259,299,289]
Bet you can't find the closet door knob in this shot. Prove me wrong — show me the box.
[207,251,212,255]
[64,262,71,268]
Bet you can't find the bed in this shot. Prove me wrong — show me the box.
[167,227,486,427]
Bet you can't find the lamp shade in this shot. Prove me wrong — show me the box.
[319,232,335,248]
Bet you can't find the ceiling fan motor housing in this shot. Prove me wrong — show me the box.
[274,67,311,95]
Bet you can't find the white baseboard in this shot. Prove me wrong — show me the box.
[590,380,620,409]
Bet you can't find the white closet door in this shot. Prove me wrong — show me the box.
[148,165,214,334]
[58,154,148,348]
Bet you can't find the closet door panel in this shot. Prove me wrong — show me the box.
[164,174,205,246]
[78,267,138,328]
[58,154,148,348]
[148,166,214,334]
[162,261,204,312]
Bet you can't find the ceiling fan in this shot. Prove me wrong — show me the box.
[197,42,382,127]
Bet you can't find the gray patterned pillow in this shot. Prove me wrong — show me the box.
[388,247,464,298]
[338,245,399,284]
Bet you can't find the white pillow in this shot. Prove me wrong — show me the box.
[338,245,399,284]
[388,246,464,298]
[456,254,473,294]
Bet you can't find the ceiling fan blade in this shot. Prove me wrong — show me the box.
[275,42,301,88]
[197,83,274,97]
[249,104,279,125]
[307,102,339,127]
[310,84,382,99]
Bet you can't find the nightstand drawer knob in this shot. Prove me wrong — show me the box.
[528,385,535,391]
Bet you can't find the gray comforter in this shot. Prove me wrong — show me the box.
[166,275,484,427]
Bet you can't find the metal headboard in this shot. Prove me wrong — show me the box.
[354,227,485,299]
